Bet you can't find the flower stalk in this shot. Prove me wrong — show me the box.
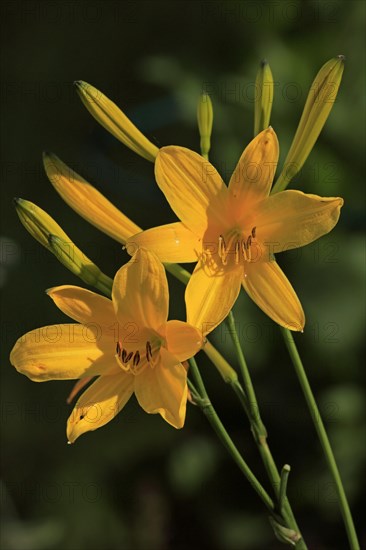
[188,357,275,513]
[280,328,360,550]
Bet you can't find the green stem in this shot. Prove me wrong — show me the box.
[280,328,360,550]
[164,262,191,284]
[188,357,274,513]
[226,312,267,438]
[226,311,306,548]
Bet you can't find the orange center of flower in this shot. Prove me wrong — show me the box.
[115,336,162,375]
[203,224,259,269]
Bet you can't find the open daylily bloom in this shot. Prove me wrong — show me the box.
[128,128,343,333]
[10,249,203,442]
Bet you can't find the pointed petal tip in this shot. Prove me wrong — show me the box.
[260,58,268,67]
[73,80,82,87]
[337,54,346,62]
[13,197,22,205]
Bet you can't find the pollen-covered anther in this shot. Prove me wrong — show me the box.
[146,341,153,362]
[133,351,140,366]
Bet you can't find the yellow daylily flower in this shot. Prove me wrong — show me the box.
[128,128,343,333]
[74,81,159,162]
[10,249,203,441]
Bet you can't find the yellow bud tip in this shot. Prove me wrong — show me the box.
[73,80,82,88]
[42,151,58,165]
[13,197,22,206]
[260,58,268,67]
[337,54,346,61]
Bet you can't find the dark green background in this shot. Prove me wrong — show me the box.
[1,1,365,549]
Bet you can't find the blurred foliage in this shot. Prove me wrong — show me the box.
[1,0,365,549]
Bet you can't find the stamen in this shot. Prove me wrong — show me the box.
[121,348,127,363]
[116,342,121,356]
[218,235,225,258]
[246,235,252,249]
[133,351,140,366]
[251,226,256,238]
[235,241,240,264]
[241,240,248,261]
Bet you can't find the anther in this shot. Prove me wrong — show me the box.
[133,351,140,366]
[251,226,256,238]
[121,348,127,363]
[146,341,152,362]
[125,351,133,362]
[218,235,225,258]
[116,342,121,356]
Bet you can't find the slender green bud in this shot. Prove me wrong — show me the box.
[48,235,113,296]
[14,198,112,296]
[74,80,159,162]
[273,55,345,193]
[14,198,69,250]
[197,93,213,159]
[254,60,274,136]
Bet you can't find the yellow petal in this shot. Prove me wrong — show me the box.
[67,373,134,443]
[75,81,159,162]
[127,222,201,263]
[155,146,229,236]
[255,191,343,255]
[185,262,242,335]
[242,261,304,331]
[43,152,141,244]
[165,320,203,361]
[134,349,187,428]
[10,324,119,381]
[112,248,168,330]
[47,285,114,326]
[228,128,279,213]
